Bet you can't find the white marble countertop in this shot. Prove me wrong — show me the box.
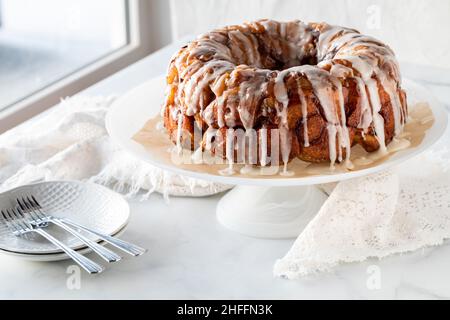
[1,39,450,300]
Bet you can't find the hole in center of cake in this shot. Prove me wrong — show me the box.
[263,55,319,71]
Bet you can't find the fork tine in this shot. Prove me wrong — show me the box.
[9,208,23,223]
[2,209,21,234]
[30,195,41,208]
[6,208,17,220]
[18,197,32,212]
[16,198,26,211]
[26,196,44,218]
[2,210,13,228]
[24,196,46,220]
[17,197,35,220]
[2,209,16,223]
[0,210,10,230]
[4,207,34,240]
[11,207,33,231]
[19,197,32,212]
[18,197,40,221]
[5,209,20,230]
[29,196,45,217]
[0,210,8,221]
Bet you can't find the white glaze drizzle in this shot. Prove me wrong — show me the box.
[259,127,268,166]
[218,129,235,176]
[176,113,183,153]
[296,79,309,147]
[302,65,350,169]
[274,68,294,171]
[354,77,373,132]
[165,20,406,175]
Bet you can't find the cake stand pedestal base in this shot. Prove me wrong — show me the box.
[216,185,328,239]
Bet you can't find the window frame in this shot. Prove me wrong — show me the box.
[0,0,153,133]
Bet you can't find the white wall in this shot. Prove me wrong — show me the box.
[169,0,450,78]
[147,0,173,51]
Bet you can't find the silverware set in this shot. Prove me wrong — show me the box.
[1,195,146,274]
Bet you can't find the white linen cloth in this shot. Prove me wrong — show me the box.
[0,96,231,198]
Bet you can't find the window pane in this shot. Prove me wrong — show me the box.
[0,0,128,110]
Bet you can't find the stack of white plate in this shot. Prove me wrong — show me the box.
[0,181,130,261]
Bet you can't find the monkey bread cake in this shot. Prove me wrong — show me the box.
[162,19,407,172]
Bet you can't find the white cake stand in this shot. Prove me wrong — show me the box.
[106,76,448,239]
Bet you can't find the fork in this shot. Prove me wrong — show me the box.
[27,195,147,257]
[17,197,122,263]
[1,208,104,274]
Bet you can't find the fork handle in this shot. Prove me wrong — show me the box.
[61,219,147,257]
[49,219,122,263]
[33,228,104,274]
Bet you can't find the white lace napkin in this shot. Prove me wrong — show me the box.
[0,96,231,198]
[274,126,450,279]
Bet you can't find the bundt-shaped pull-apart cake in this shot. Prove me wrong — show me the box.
[162,19,407,171]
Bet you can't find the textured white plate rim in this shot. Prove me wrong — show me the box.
[106,76,449,187]
[0,180,130,255]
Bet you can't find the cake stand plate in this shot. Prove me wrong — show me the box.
[106,76,448,238]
